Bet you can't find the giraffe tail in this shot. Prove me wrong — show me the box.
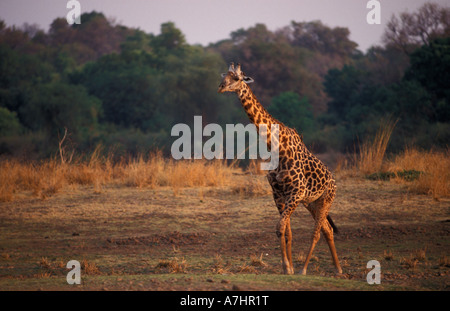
[327,215,339,234]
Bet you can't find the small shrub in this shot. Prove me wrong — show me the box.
[211,254,231,274]
[384,250,394,261]
[81,259,101,275]
[400,257,419,270]
[438,255,449,267]
[156,257,188,273]
[366,170,422,181]
[249,253,268,268]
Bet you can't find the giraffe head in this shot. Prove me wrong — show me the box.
[218,63,254,93]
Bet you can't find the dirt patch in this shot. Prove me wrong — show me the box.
[106,231,209,246]
[339,222,450,240]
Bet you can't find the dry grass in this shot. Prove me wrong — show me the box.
[231,176,271,197]
[354,119,397,175]
[211,254,231,275]
[399,248,428,270]
[412,247,427,262]
[387,148,450,199]
[0,150,234,202]
[238,264,257,273]
[249,253,268,268]
[349,119,449,199]
[38,257,73,277]
[400,257,419,270]
[156,257,188,273]
[246,160,265,175]
[438,255,449,267]
[81,259,101,275]
[383,250,394,261]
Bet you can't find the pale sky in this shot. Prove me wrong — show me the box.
[0,0,448,52]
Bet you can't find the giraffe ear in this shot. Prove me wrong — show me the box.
[243,76,254,84]
[221,73,227,77]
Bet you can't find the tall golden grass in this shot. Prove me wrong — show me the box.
[387,148,450,199]
[354,119,397,175]
[0,151,234,202]
[352,119,449,199]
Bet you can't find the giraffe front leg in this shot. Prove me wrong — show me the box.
[276,200,299,275]
[286,218,293,272]
[276,216,294,275]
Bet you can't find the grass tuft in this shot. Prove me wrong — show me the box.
[354,119,397,175]
[156,257,188,274]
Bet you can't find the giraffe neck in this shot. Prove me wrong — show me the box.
[237,83,279,130]
[237,83,307,159]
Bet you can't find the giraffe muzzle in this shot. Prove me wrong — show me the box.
[217,83,226,93]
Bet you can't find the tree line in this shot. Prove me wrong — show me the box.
[0,3,448,160]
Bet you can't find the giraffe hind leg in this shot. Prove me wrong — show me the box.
[301,213,323,275]
[302,190,341,275]
[321,217,342,274]
[322,180,342,274]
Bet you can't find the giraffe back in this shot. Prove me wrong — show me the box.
[269,126,335,204]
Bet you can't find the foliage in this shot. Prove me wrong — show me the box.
[0,107,22,135]
[366,170,422,182]
[0,2,448,158]
[20,82,101,139]
[383,3,450,54]
[209,21,358,114]
[405,37,450,117]
[268,92,317,144]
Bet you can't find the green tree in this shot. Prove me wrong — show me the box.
[72,53,161,130]
[0,107,22,136]
[72,22,235,133]
[323,65,363,122]
[20,82,101,140]
[405,37,450,122]
[0,44,54,118]
[268,92,316,140]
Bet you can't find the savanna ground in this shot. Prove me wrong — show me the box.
[0,144,449,291]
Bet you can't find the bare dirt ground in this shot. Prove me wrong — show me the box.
[0,172,449,290]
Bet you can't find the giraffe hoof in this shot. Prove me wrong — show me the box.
[282,265,294,275]
[285,270,294,275]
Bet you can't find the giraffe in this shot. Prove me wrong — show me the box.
[218,63,342,275]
